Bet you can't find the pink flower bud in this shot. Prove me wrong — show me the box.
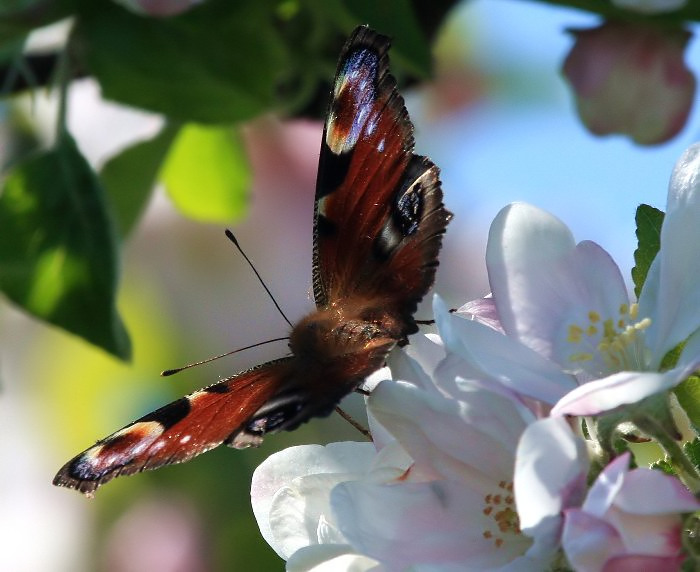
[112,0,204,17]
[562,22,695,145]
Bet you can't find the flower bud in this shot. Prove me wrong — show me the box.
[563,22,695,145]
[112,0,204,17]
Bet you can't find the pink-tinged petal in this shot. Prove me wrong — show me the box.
[456,296,505,333]
[515,418,589,533]
[601,554,685,572]
[369,380,525,484]
[614,467,700,514]
[581,453,629,517]
[486,204,628,367]
[641,143,700,363]
[286,545,382,572]
[112,0,205,16]
[251,443,376,557]
[605,508,684,556]
[434,296,576,404]
[562,509,625,572]
[611,0,687,13]
[332,479,532,570]
[550,370,679,417]
[562,22,695,145]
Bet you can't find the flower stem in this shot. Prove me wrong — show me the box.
[637,416,700,493]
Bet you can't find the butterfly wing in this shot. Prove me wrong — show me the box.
[312,26,451,328]
[53,358,294,496]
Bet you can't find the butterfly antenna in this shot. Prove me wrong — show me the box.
[161,337,289,376]
[225,229,293,329]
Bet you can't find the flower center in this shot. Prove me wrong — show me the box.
[481,480,521,548]
[566,303,651,373]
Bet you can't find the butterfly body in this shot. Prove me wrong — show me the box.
[54,25,451,496]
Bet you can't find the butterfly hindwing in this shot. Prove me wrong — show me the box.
[313,26,450,325]
[53,358,294,496]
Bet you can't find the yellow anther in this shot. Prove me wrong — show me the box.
[568,324,583,343]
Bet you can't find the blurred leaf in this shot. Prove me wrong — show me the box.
[341,0,432,76]
[632,204,663,299]
[75,0,286,123]
[161,124,250,222]
[101,124,180,237]
[675,375,700,433]
[0,133,131,360]
[315,0,431,77]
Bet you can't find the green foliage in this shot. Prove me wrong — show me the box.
[161,124,251,223]
[0,133,131,359]
[0,0,445,357]
[683,438,700,470]
[101,124,180,238]
[631,204,664,299]
[650,458,675,475]
[75,0,287,123]
[675,377,700,433]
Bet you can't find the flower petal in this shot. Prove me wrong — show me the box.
[251,443,376,558]
[369,380,527,483]
[601,554,685,572]
[613,467,700,514]
[434,295,577,404]
[332,478,532,570]
[456,296,504,333]
[641,143,700,364]
[514,417,589,533]
[581,453,629,517]
[486,204,629,367]
[550,369,685,416]
[562,509,625,572]
[286,545,382,572]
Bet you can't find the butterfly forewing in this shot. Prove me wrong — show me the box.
[53,358,293,496]
[312,26,450,322]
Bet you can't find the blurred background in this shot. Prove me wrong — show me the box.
[2,0,700,570]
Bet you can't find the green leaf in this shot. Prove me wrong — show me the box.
[161,124,250,223]
[675,375,700,433]
[75,0,286,123]
[101,124,179,238]
[0,134,131,360]
[650,458,675,475]
[632,204,664,299]
[683,438,700,470]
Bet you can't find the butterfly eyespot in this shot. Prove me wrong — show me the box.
[395,186,422,237]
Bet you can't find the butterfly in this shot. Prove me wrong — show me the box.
[53,25,451,496]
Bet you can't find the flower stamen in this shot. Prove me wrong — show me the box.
[566,303,651,373]
[480,480,521,549]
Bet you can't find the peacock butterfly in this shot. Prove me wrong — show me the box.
[53,25,451,496]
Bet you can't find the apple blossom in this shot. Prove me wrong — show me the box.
[436,143,700,423]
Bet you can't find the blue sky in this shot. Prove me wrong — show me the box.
[419,0,700,280]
